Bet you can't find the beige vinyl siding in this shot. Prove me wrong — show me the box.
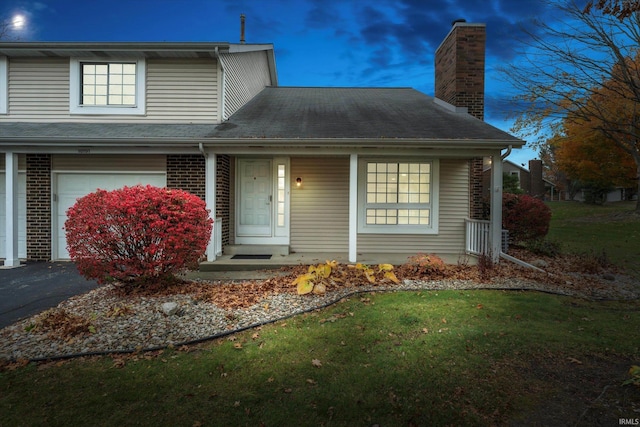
[220,51,271,119]
[146,59,218,122]
[0,154,27,170]
[8,58,69,120]
[290,156,349,252]
[4,58,219,123]
[52,154,166,171]
[358,159,469,254]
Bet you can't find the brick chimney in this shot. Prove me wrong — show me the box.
[528,159,545,199]
[435,21,486,120]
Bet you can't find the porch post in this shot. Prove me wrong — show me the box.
[205,151,217,262]
[490,151,503,263]
[4,152,20,267]
[349,154,358,263]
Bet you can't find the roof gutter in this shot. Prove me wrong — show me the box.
[0,137,525,150]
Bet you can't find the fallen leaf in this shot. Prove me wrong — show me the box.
[252,333,260,340]
[233,343,243,349]
[567,357,583,365]
[312,359,322,367]
[306,379,317,385]
[476,304,484,309]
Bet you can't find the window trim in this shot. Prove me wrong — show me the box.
[69,58,146,115]
[0,56,7,114]
[358,158,439,235]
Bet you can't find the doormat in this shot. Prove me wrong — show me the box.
[231,254,272,260]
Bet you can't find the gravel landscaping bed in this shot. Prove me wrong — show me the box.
[1,272,638,362]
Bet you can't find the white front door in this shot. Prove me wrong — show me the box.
[237,159,272,237]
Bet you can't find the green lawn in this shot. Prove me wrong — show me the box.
[2,291,639,426]
[1,200,639,426]
[546,201,640,277]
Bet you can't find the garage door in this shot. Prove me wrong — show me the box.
[0,172,27,259]
[55,173,166,260]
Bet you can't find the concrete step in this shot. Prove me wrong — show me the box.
[224,244,290,256]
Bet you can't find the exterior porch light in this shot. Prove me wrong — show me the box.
[296,177,302,187]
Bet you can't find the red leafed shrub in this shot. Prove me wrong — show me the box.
[65,185,213,287]
[502,193,551,244]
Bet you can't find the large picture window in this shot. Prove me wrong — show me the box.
[359,159,439,234]
[70,58,146,115]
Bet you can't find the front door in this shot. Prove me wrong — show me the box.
[237,159,272,237]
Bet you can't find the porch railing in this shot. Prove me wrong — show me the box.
[465,218,508,256]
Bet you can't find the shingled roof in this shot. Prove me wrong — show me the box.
[209,87,522,142]
[0,87,523,147]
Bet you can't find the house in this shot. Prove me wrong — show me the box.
[0,21,524,268]
[482,159,556,199]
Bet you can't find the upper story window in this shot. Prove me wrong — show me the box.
[0,56,7,114]
[70,58,146,115]
[358,159,439,234]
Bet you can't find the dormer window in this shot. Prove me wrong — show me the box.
[70,58,146,115]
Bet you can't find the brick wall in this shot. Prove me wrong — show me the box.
[166,154,231,250]
[435,22,486,121]
[26,154,51,260]
[469,158,484,219]
[528,159,545,198]
[216,155,230,248]
[166,154,206,200]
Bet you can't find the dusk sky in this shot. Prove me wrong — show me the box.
[0,0,554,167]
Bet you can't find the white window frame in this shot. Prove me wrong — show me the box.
[358,158,439,234]
[0,56,7,114]
[69,58,146,115]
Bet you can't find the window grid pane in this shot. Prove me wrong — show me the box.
[81,62,136,106]
[277,165,286,227]
[365,161,431,227]
[366,208,430,225]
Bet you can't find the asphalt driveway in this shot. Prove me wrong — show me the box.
[0,262,99,329]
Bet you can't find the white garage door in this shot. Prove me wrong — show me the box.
[55,173,166,260]
[0,172,27,259]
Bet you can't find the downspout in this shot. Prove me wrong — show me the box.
[495,144,546,272]
[198,142,206,158]
[501,144,512,160]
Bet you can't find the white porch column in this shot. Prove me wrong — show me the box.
[490,151,503,263]
[4,152,20,267]
[348,154,358,263]
[205,152,217,262]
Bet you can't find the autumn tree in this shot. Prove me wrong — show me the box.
[502,0,640,212]
[539,140,581,200]
[584,0,640,20]
[552,115,637,203]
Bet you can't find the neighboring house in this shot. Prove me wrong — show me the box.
[482,159,556,199]
[0,22,524,267]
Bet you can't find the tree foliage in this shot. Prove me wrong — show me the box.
[551,114,636,202]
[584,0,640,20]
[502,0,640,211]
[503,172,524,195]
[65,185,213,288]
[502,193,552,244]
